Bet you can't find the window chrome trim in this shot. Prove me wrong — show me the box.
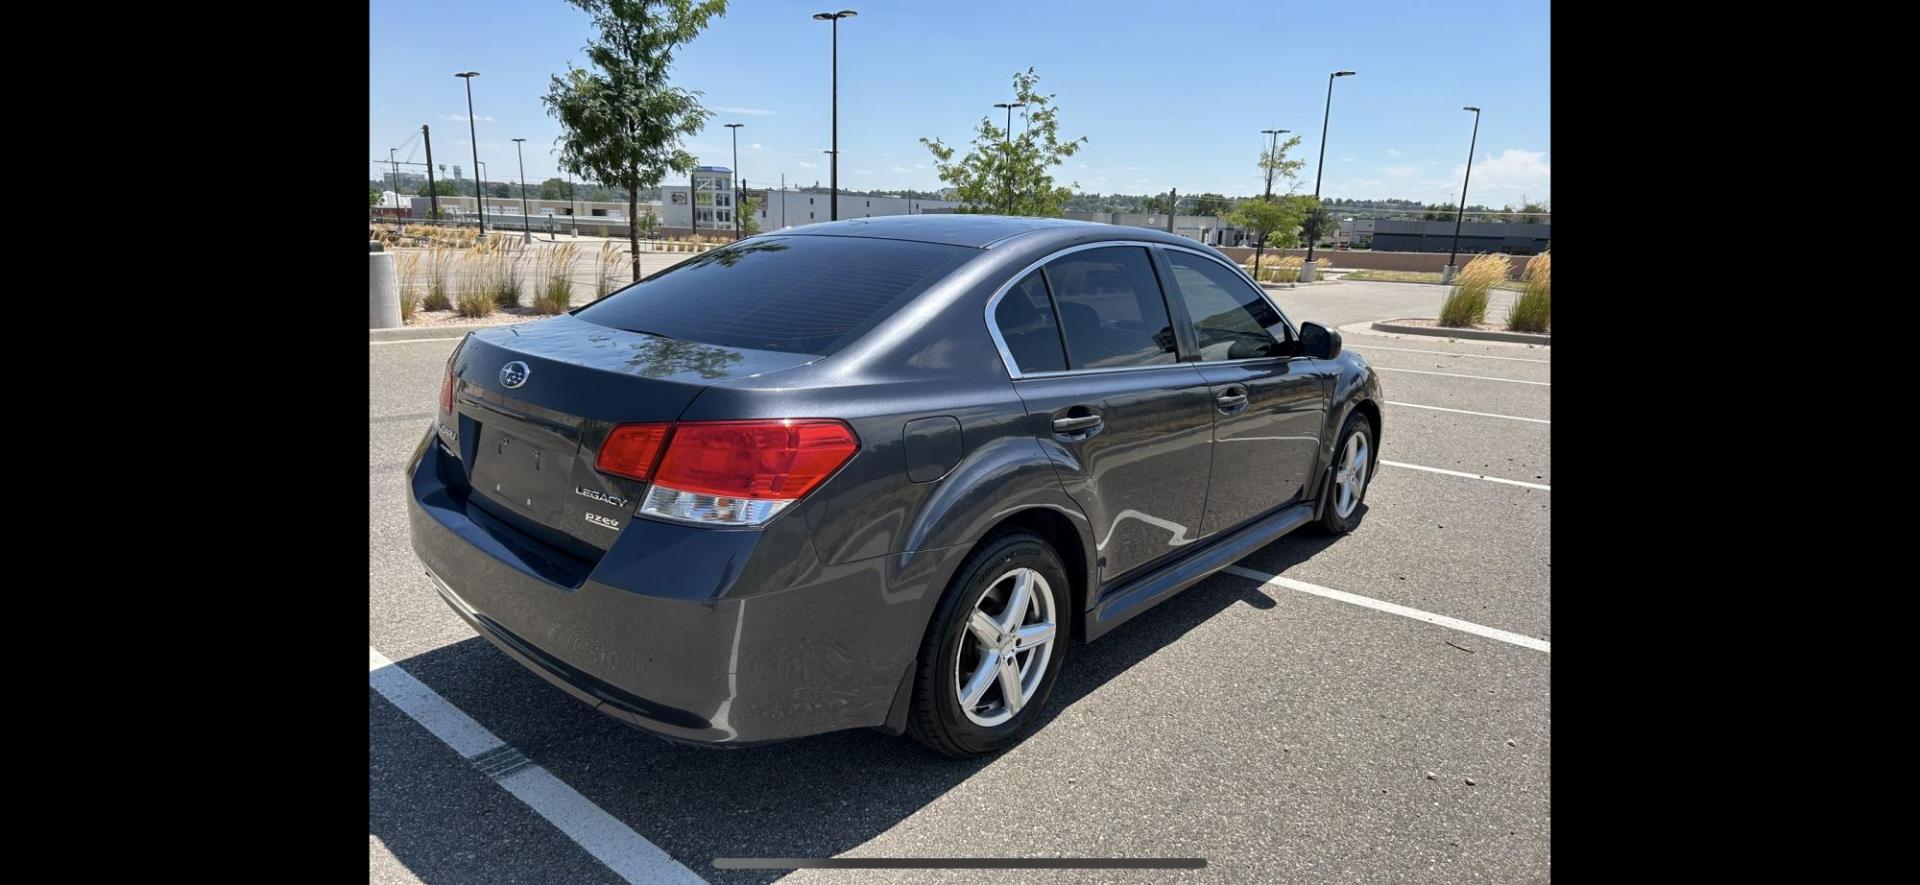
[984,240,1179,380]
[984,239,1304,380]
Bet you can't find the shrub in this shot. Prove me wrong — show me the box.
[423,245,453,310]
[596,242,624,300]
[396,252,423,322]
[1506,250,1550,332]
[1438,253,1509,327]
[486,244,522,308]
[532,243,579,314]
[455,266,494,318]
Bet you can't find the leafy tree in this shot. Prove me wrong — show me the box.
[921,67,1087,217]
[489,182,513,198]
[417,179,459,197]
[546,0,728,279]
[1188,192,1231,217]
[538,178,577,200]
[1301,199,1336,247]
[737,194,760,237]
[1229,196,1311,272]
[370,185,381,207]
[1259,134,1305,198]
[1142,193,1171,214]
[1423,202,1457,221]
[1506,194,1548,224]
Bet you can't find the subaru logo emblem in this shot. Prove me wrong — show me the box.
[500,361,530,389]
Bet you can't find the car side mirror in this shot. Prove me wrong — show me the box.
[1300,322,1342,359]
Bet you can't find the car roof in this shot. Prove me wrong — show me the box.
[768,214,1202,251]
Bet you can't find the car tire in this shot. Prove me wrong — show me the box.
[906,530,1073,758]
[1317,411,1375,534]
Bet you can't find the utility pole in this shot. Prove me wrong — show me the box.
[1167,188,1176,233]
[422,125,440,224]
[689,166,698,241]
[780,173,786,228]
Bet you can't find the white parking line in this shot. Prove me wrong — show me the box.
[1221,566,1550,652]
[1381,459,1550,491]
[1386,401,1550,424]
[369,647,705,885]
[1350,344,1550,364]
[370,337,463,346]
[1374,367,1550,386]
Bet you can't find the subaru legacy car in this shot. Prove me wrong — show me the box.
[408,215,1381,757]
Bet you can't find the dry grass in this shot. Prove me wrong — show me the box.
[595,242,625,300]
[455,260,495,317]
[396,251,423,322]
[532,243,580,314]
[423,245,454,311]
[1242,254,1329,283]
[1506,250,1550,332]
[475,240,522,308]
[1438,253,1510,327]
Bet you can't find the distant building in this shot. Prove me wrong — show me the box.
[1367,219,1550,255]
[1065,210,1249,247]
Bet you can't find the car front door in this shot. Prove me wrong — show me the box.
[989,244,1215,587]
[1156,246,1330,536]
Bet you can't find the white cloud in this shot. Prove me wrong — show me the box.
[797,161,818,169]
[1386,148,1401,157]
[890,165,911,173]
[750,143,763,150]
[854,169,873,175]
[713,106,776,116]
[441,113,494,123]
[1455,149,1550,202]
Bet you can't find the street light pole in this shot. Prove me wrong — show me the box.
[1443,106,1482,285]
[455,71,486,240]
[512,137,531,244]
[1301,70,1354,282]
[725,123,744,239]
[812,10,857,221]
[993,101,1026,215]
[1255,127,1289,277]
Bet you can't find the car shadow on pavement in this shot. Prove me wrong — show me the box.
[370,528,1350,885]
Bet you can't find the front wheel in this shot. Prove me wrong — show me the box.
[906,531,1072,757]
[1318,412,1375,534]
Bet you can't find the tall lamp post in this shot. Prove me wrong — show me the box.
[511,137,531,244]
[993,101,1026,215]
[812,10,856,221]
[455,71,486,240]
[725,123,744,239]
[1255,127,1290,273]
[1442,106,1482,285]
[1300,70,1354,282]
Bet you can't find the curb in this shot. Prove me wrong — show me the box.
[370,324,497,342]
[1368,319,1550,345]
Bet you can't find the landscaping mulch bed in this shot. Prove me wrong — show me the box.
[406,306,556,327]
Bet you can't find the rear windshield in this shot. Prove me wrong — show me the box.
[574,235,976,355]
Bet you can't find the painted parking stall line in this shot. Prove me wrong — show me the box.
[1349,344,1550,364]
[370,337,465,346]
[1221,566,1550,653]
[1380,459,1550,491]
[1386,401,1550,425]
[369,647,706,885]
[1374,367,1550,386]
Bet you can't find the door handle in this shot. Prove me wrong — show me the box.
[1216,387,1249,413]
[1052,414,1103,434]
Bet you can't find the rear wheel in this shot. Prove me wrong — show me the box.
[1318,412,1374,534]
[907,531,1072,757]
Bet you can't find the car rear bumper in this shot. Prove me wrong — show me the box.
[405,432,962,745]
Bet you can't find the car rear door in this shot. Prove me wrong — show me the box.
[1155,245,1330,535]
[989,243,1215,587]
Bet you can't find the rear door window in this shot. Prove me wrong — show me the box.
[574,235,975,355]
[1042,246,1178,370]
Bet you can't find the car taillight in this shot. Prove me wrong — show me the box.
[440,360,455,414]
[595,423,671,481]
[607,419,859,527]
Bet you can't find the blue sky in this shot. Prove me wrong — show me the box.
[370,0,1549,205]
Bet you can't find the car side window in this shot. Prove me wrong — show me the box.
[993,270,1067,374]
[1043,246,1178,370]
[1163,250,1292,361]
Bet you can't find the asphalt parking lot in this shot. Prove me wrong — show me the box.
[369,277,1549,883]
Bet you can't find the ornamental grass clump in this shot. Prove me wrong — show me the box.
[1506,250,1550,332]
[1438,253,1509,327]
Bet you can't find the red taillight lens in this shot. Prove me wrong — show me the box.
[440,361,455,414]
[652,420,860,500]
[596,423,672,481]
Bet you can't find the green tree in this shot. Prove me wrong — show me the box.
[921,67,1087,217]
[737,194,760,237]
[1142,193,1171,214]
[370,185,381,207]
[1188,192,1231,217]
[417,179,459,197]
[545,0,728,279]
[538,177,577,200]
[1228,196,1311,275]
[489,181,513,198]
[1259,134,1305,197]
[1301,199,1336,247]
